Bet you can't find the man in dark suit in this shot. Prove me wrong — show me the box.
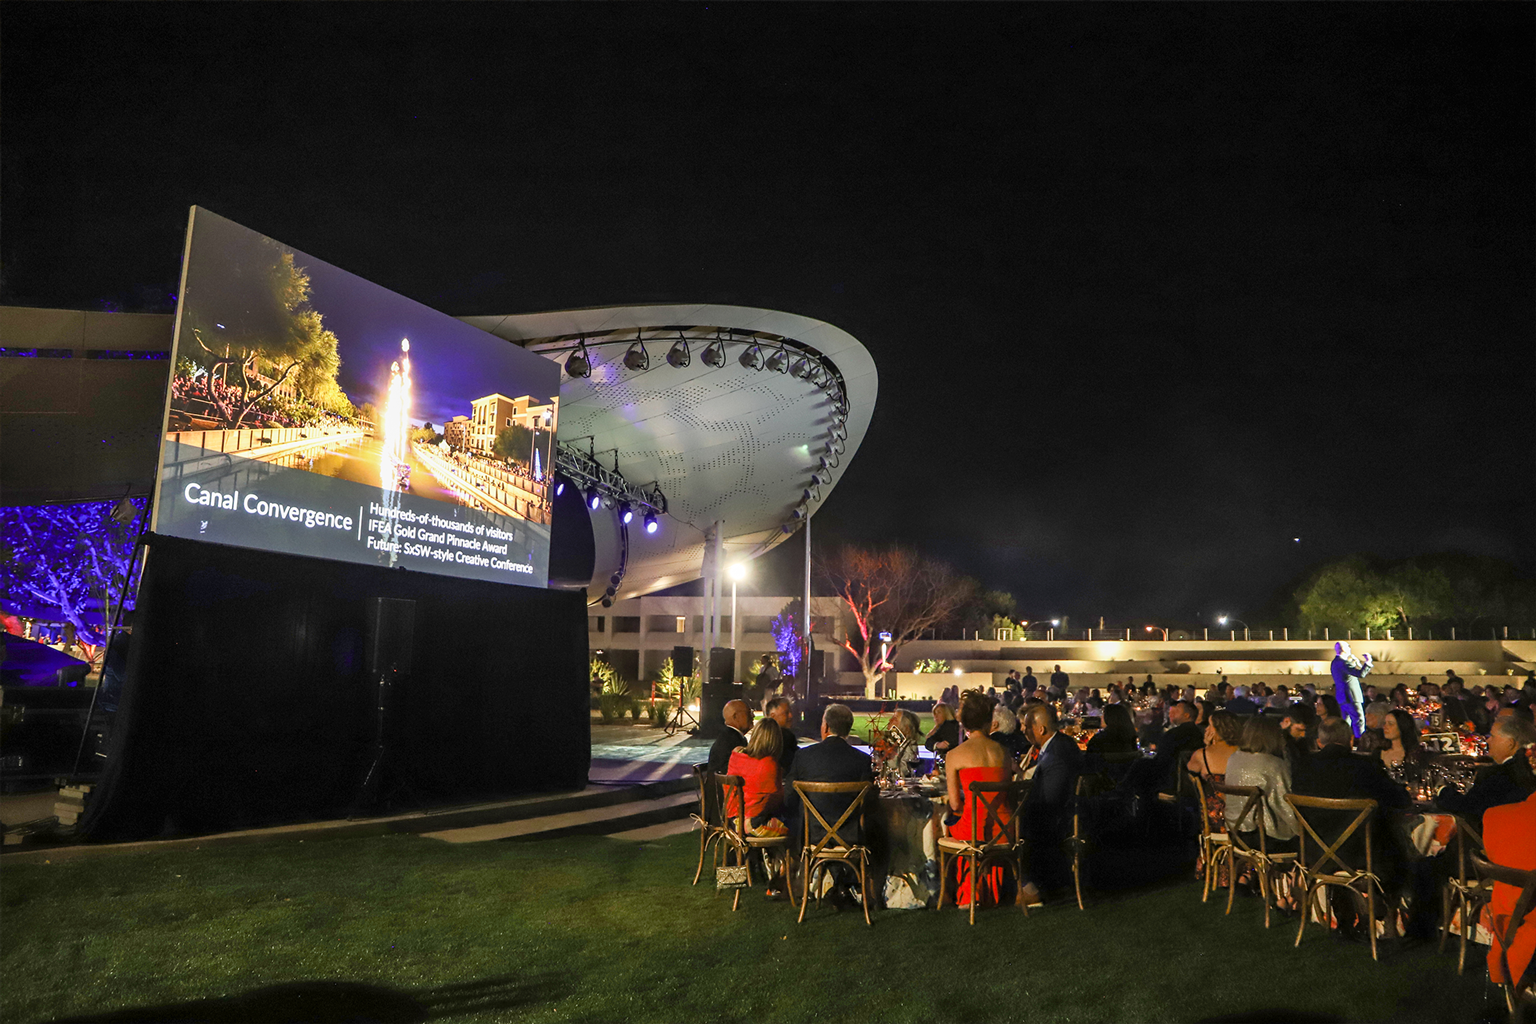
[764,695,799,773]
[1291,717,1413,913]
[708,699,752,776]
[1021,667,1039,697]
[1223,685,1259,717]
[1279,702,1315,773]
[1152,700,1204,794]
[1437,714,1536,830]
[1020,702,1083,905]
[784,703,874,847]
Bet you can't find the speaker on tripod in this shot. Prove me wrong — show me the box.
[353,597,418,815]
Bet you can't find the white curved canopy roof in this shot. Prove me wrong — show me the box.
[460,304,876,598]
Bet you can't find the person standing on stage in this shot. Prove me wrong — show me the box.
[1330,640,1372,738]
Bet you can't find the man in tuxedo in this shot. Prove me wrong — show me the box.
[708,699,752,776]
[1020,702,1083,905]
[783,703,874,847]
[764,695,799,773]
[1436,714,1536,830]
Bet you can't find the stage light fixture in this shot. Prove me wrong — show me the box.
[702,337,727,368]
[831,421,848,441]
[555,480,566,497]
[601,493,616,510]
[564,338,592,378]
[610,572,624,588]
[644,510,660,534]
[623,335,650,371]
[739,343,765,370]
[819,453,839,471]
[602,591,615,607]
[790,356,813,379]
[666,334,691,369]
[829,436,846,455]
[619,501,635,524]
[588,491,603,511]
[765,345,790,373]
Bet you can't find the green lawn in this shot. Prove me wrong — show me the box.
[1,830,1501,1023]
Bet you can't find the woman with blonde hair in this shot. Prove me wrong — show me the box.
[726,719,786,835]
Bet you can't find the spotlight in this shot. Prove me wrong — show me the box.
[601,493,616,510]
[702,337,727,368]
[666,334,691,369]
[610,571,624,588]
[811,471,828,487]
[644,510,659,534]
[564,338,592,378]
[619,501,635,524]
[555,480,565,497]
[602,592,615,607]
[819,453,839,471]
[623,335,650,371]
[765,346,789,373]
[790,356,813,379]
[829,436,846,455]
[739,343,765,370]
[831,421,847,441]
[588,491,603,511]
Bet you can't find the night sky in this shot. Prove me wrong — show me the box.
[4,4,1532,626]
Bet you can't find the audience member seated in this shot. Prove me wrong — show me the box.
[1153,700,1204,794]
[1356,703,1389,755]
[1278,703,1315,772]
[784,703,875,849]
[946,691,1019,906]
[1436,714,1536,831]
[1189,710,1241,781]
[1225,715,1299,858]
[1019,702,1083,906]
[925,702,961,754]
[1315,693,1341,721]
[1292,717,1413,931]
[1375,708,1428,782]
[1484,783,1536,989]
[709,699,752,776]
[764,695,798,773]
[989,705,1030,761]
[1225,685,1259,717]
[725,719,786,833]
[1087,703,1139,759]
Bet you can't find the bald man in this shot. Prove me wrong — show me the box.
[708,699,753,776]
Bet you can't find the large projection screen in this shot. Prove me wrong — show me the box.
[152,208,556,587]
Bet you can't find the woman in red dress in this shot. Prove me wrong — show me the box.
[726,719,786,834]
[944,690,1018,907]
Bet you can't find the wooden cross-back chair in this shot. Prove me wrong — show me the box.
[1285,794,1383,961]
[792,780,874,927]
[1212,782,1298,929]
[1070,772,1116,911]
[1468,850,1536,1014]
[689,763,726,885]
[1441,815,1495,974]
[1192,775,1231,906]
[714,774,791,912]
[936,779,1029,924]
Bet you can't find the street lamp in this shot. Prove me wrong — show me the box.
[728,562,747,651]
[1217,615,1249,640]
[1022,618,1060,640]
[1145,625,1168,641]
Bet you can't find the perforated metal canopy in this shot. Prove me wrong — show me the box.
[460,304,876,599]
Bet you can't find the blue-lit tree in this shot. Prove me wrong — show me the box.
[0,499,147,649]
[769,598,805,680]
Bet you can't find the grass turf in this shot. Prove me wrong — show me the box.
[1,829,1504,1023]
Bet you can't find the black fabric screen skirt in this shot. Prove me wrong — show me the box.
[82,533,590,841]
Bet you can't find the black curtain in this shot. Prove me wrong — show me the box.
[82,534,589,841]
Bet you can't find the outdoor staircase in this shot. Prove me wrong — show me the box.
[420,778,698,844]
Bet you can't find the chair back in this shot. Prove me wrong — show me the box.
[1214,782,1269,857]
[1450,815,1485,888]
[692,762,718,825]
[1285,794,1376,879]
[964,779,1024,849]
[793,780,872,856]
[716,774,749,837]
[1469,850,1536,993]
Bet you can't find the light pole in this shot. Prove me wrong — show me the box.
[1217,615,1249,640]
[1022,618,1060,640]
[1145,625,1168,641]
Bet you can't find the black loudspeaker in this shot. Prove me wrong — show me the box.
[699,680,742,740]
[708,647,735,686]
[365,597,416,680]
[672,645,695,679]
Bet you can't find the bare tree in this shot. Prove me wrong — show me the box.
[817,545,977,692]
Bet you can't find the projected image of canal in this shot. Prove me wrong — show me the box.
[153,207,559,588]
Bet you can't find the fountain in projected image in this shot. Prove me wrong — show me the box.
[381,338,413,493]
